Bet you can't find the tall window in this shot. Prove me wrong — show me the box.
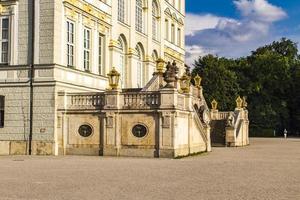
[67,21,75,67]
[0,96,4,128]
[83,28,91,71]
[99,34,105,75]
[177,28,181,47]
[0,18,9,64]
[136,45,144,87]
[152,1,159,40]
[171,24,175,43]
[135,0,143,32]
[165,19,169,40]
[117,36,126,87]
[118,0,125,23]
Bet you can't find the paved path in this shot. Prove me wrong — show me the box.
[0,138,299,200]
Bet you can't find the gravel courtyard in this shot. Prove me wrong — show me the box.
[0,138,299,200]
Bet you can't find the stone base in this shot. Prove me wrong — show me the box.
[65,147,101,156]
[0,141,54,155]
[103,146,158,158]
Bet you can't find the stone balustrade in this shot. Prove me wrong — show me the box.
[61,93,105,110]
[210,111,230,120]
[123,92,160,109]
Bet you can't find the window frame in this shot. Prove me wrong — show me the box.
[177,28,181,47]
[152,1,159,41]
[0,17,10,64]
[98,33,105,75]
[118,0,125,23]
[83,27,91,72]
[171,23,175,44]
[66,20,75,67]
[135,0,143,33]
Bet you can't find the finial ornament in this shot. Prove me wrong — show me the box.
[242,96,248,108]
[211,99,218,110]
[179,73,191,93]
[194,74,202,88]
[156,58,165,73]
[236,96,243,109]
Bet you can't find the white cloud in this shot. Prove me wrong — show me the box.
[185,13,237,36]
[185,45,216,66]
[185,0,288,66]
[234,0,287,22]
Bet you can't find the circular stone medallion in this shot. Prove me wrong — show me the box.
[132,124,148,138]
[78,124,93,137]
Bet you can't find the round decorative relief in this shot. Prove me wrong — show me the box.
[78,124,93,137]
[132,124,148,138]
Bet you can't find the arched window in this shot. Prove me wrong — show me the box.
[117,35,127,87]
[118,0,125,23]
[135,0,143,32]
[152,50,158,62]
[135,44,144,87]
[152,0,159,40]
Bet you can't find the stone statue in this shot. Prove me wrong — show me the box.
[226,112,234,127]
[185,64,191,77]
[163,61,179,88]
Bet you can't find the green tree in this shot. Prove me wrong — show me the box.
[192,55,240,111]
[191,38,300,136]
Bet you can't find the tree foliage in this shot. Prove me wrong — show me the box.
[192,38,300,136]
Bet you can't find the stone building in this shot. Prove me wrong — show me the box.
[0,0,249,157]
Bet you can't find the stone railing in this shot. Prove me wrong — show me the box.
[210,111,230,121]
[193,106,208,143]
[65,93,105,110]
[122,92,160,109]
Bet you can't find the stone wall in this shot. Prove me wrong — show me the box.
[0,84,55,155]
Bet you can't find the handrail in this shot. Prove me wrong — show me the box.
[192,105,208,145]
[233,110,243,138]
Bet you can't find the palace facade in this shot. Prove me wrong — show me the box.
[0,0,249,157]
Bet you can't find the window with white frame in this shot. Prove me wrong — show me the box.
[165,19,169,40]
[99,33,105,75]
[118,0,125,23]
[152,0,159,40]
[171,24,175,43]
[0,17,9,64]
[67,21,75,67]
[135,0,143,32]
[83,28,91,71]
[177,28,181,47]
[117,36,126,87]
[136,45,143,87]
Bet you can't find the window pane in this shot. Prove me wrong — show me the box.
[2,30,8,40]
[2,42,8,52]
[2,19,8,29]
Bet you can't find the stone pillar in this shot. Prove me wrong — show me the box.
[57,91,67,155]
[205,125,212,152]
[225,127,235,147]
[158,88,178,157]
[103,90,123,156]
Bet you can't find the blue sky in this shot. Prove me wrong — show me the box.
[185,0,300,65]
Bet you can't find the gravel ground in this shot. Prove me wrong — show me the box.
[0,138,299,200]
